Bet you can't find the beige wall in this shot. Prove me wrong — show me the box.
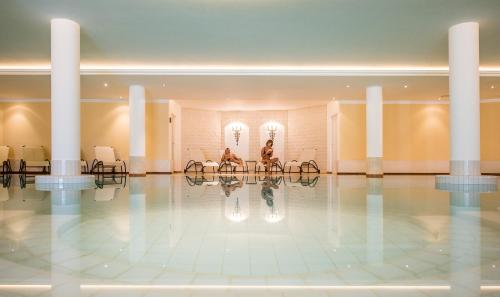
[0,100,176,172]
[288,105,327,171]
[2,102,51,161]
[338,101,500,173]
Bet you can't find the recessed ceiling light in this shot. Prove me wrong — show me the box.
[162,83,166,87]
[103,82,108,87]
[403,85,408,89]
[491,85,495,89]
[345,85,351,88]
[119,96,123,99]
[438,97,441,100]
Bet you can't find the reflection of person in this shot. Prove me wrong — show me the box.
[261,140,279,173]
[221,148,243,166]
[261,176,279,207]
[220,176,243,198]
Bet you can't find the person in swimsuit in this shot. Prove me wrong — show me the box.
[220,148,243,166]
[261,139,279,173]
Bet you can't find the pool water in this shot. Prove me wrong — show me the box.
[0,174,500,297]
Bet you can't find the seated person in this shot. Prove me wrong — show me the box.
[261,139,279,173]
[220,148,243,166]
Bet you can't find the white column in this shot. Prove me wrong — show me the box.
[36,19,94,185]
[366,86,383,176]
[449,22,481,176]
[129,85,146,176]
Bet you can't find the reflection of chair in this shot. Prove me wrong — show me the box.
[94,175,127,201]
[0,146,12,173]
[184,148,219,174]
[91,146,126,174]
[185,175,219,186]
[0,175,11,201]
[19,146,50,174]
[284,175,319,187]
[81,160,89,174]
[256,160,283,174]
[95,174,127,189]
[284,149,320,174]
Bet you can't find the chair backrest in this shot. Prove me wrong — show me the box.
[189,148,206,162]
[94,146,116,163]
[0,146,9,162]
[298,149,316,163]
[22,146,46,161]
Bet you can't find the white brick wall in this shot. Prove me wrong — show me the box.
[182,108,222,166]
[181,106,328,171]
[220,111,288,162]
[288,105,327,171]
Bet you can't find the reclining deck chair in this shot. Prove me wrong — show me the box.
[0,146,11,173]
[284,148,320,174]
[256,160,283,174]
[90,146,127,174]
[218,150,248,174]
[19,145,50,174]
[184,148,219,174]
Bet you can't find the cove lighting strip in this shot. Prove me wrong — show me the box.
[1,284,500,291]
[0,64,499,76]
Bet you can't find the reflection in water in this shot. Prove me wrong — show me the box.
[261,176,285,223]
[51,189,81,297]
[450,191,481,297]
[221,176,249,222]
[94,174,127,202]
[0,175,498,297]
[366,178,383,264]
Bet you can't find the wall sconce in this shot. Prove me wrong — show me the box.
[232,123,242,146]
[267,123,278,141]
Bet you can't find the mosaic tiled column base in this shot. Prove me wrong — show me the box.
[366,157,383,178]
[129,156,146,176]
[35,159,95,187]
[436,160,497,188]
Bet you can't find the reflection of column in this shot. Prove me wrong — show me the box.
[450,192,481,297]
[366,86,383,177]
[366,178,383,264]
[51,190,81,297]
[129,85,146,176]
[168,176,182,247]
[327,175,340,247]
[129,177,146,263]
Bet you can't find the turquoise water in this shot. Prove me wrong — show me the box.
[0,174,499,297]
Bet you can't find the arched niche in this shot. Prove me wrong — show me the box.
[224,122,250,161]
[259,121,285,162]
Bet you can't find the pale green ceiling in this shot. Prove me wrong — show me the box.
[1,0,500,66]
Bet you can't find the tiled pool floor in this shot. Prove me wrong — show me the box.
[0,174,499,296]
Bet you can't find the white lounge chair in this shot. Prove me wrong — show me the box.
[19,145,50,174]
[90,146,126,174]
[284,148,320,174]
[184,148,219,173]
[218,150,248,173]
[0,146,12,173]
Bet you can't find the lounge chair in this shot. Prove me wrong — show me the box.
[19,145,50,174]
[256,160,283,174]
[0,146,12,173]
[218,150,248,173]
[184,148,219,174]
[90,146,127,174]
[284,148,320,174]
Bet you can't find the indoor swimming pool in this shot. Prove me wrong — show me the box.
[0,174,499,297]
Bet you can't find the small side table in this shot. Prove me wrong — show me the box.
[246,161,257,173]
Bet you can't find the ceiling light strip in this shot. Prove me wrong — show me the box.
[0,284,51,289]
[0,65,499,76]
